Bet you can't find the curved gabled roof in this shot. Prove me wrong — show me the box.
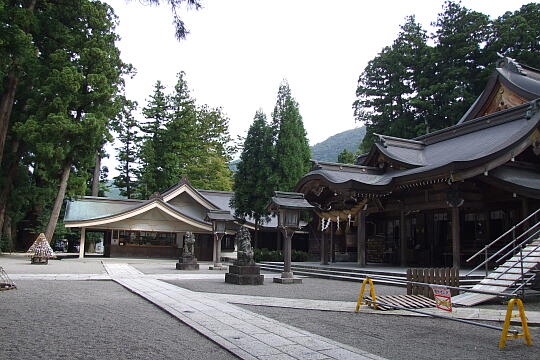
[64,197,212,231]
[298,101,540,193]
[459,57,540,124]
[361,134,426,168]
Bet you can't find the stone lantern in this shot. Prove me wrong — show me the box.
[267,191,314,284]
[205,210,235,270]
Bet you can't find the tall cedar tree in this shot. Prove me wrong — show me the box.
[136,72,233,194]
[185,105,233,191]
[231,110,274,228]
[137,81,170,198]
[486,3,540,69]
[272,82,311,192]
[13,0,129,242]
[162,71,198,187]
[113,100,140,198]
[355,16,429,151]
[355,1,540,152]
[427,1,490,127]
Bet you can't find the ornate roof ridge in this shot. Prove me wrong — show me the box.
[416,100,537,145]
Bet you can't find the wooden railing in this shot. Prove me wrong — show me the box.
[406,267,460,298]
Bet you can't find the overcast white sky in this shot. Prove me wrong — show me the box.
[103,0,532,176]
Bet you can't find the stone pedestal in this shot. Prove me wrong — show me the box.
[273,276,302,284]
[176,255,199,270]
[209,264,227,270]
[225,264,264,285]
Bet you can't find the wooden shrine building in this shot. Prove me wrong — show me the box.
[63,178,283,260]
[297,57,540,269]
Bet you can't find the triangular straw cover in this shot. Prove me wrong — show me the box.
[27,233,55,258]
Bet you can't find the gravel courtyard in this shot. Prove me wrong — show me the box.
[2,255,538,360]
[239,304,540,360]
[0,280,235,360]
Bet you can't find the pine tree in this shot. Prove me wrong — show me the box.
[14,0,130,242]
[163,71,198,186]
[428,1,490,128]
[487,3,540,69]
[355,16,429,151]
[185,105,233,191]
[113,100,140,199]
[231,110,274,225]
[137,72,233,194]
[272,82,311,192]
[137,81,170,197]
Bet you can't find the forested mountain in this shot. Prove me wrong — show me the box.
[310,127,366,162]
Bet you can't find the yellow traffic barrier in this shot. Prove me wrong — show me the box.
[499,298,532,349]
[355,277,377,312]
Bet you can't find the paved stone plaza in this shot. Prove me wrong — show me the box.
[1,254,539,359]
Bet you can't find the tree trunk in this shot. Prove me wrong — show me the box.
[2,215,13,252]
[0,0,36,165]
[45,162,71,242]
[91,151,101,196]
[0,72,18,165]
[0,140,21,232]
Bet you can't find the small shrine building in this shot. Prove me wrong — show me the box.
[63,179,281,259]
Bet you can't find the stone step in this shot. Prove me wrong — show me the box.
[258,263,480,287]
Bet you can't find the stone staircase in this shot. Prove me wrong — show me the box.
[258,262,483,287]
[453,238,540,306]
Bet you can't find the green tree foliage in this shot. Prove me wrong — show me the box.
[1,0,130,245]
[355,1,540,152]
[272,81,311,192]
[487,3,540,69]
[428,1,490,127]
[231,110,274,225]
[136,72,233,195]
[113,100,140,199]
[337,149,357,164]
[355,16,429,151]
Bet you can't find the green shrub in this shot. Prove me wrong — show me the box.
[254,248,309,262]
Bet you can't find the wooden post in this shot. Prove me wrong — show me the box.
[400,211,407,266]
[357,210,366,267]
[79,227,85,259]
[330,221,335,263]
[521,198,529,232]
[451,206,461,269]
[320,228,328,265]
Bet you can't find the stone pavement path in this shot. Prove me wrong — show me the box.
[104,263,386,360]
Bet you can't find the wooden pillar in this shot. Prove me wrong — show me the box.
[451,206,460,269]
[400,211,407,266]
[521,198,529,232]
[320,228,328,265]
[357,210,366,267]
[330,221,335,263]
[79,227,85,259]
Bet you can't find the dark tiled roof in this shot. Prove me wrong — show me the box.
[298,101,540,193]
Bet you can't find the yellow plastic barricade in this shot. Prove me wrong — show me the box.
[355,277,377,312]
[499,298,532,349]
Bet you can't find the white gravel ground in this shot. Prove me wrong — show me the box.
[239,304,540,360]
[167,277,404,301]
[0,280,236,360]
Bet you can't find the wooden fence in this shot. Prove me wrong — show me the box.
[406,267,460,298]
